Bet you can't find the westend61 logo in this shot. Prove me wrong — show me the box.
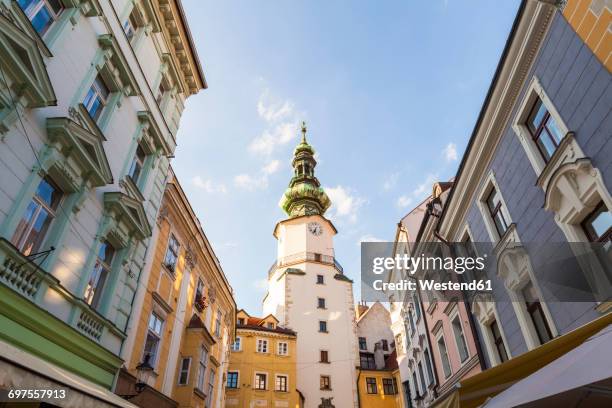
[369,251,492,294]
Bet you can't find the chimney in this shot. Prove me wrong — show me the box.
[356,301,369,319]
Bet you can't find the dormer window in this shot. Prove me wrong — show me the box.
[83,75,110,121]
[237,317,245,325]
[267,322,274,329]
[17,0,64,36]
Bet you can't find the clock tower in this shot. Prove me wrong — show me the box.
[263,123,359,408]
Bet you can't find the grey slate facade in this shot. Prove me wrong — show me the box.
[464,12,611,362]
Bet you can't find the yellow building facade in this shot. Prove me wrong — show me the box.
[225,310,302,408]
[117,168,236,408]
[357,368,403,408]
[563,0,611,71]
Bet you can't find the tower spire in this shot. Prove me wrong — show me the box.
[278,122,331,218]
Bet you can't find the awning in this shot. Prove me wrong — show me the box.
[483,324,612,407]
[431,312,612,408]
[0,340,138,408]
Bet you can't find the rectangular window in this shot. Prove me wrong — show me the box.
[523,282,553,344]
[451,316,469,362]
[231,337,241,352]
[226,371,238,389]
[267,322,274,329]
[17,0,64,35]
[381,339,389,351]
[490,320,509,363]
[358,337,367,350]
[437,336,451,378]
[417,362,426,394]
[178,357,190,385]
[317,297,326,309]
[383,378,396,395]
[163,234,180,273]
[83,75,110,121]
[12,177,62,256]
[395,334,403,354]
[196,346,207,391]
[194,279,206,311]
[237,317,245,325]
[581,202,611,244]
[275,375,288,392]
[277,342,288,356]
[412,371,420,397]
[486,187,509,237]
[320,350,329,363]
[143,312,164,367]
[316,274,324,284]
[256,339,268,353]
[123,11,138,41]
[254,373,267,390]
[128,144,146,184]
[156,80,169,105]
[320,375,331,390]
[409,309,416,335]
[366,377,377,394]
[423,349,434,385]
[526,97,564,161]
[84,241,116,309]
[205,368,215,408]
[319,321,328,333]
[360,353,376,369]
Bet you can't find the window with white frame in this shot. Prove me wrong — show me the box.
[12,177,62,256]
[423,348,434,386]
[231,337,241,352]
[256,339,268,353]
[122,10,138,42]
[490,319,509,363]
[196,346,208,391]
[163,234,180,273]
[451,315,469,363]
[275,374,288,392]
[83,240,116,309]
[437,335,451,378]
[417,362,426,394]
[411,371,420,398]
[254,372,267,390]
[17,0,64,36]
[226,371,238,389]
[485,187,510,238]
[277,341,288,356]
[128,144,146,185]
[83,75,110,122]
[214,309,222,337]
[523,282,553,344]
[471,295,510,366]
[513,77,569,175]
[205,367,215,408]
[478,174,512,242]
[177,357,191,385]
[143,312,164,367]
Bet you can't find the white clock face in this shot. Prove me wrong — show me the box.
[308,222,323,236]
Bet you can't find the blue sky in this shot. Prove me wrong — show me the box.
[173,0,520,314]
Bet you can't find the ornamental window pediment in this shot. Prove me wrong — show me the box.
[97,34,139,97]
[496,244,531,292]
[46,117,113,189]
[137,110,172,156]
[0,12,56,109]
[103,192,151,244]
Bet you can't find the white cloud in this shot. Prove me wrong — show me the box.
[257,89,294,123]
[383,172,399,191]
[192,176,227,194]
[249,121,298,155]
[262,159,280,175]
[413,174,438,198]
[357,234,385,246]
[443,143,458,162]
[234,173,268,191]
[325,185,366,223]
[396,195,413,208]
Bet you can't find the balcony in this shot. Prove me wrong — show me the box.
[0,238,124,344]
[268,251,344,278]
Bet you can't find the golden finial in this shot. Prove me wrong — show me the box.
[301,121,307,143]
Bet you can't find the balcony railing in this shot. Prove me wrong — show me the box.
[0,238,124,344]
[268,251,344,277]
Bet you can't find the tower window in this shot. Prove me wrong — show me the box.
[317,297,326,309]
[319,321,328,333]
[317,274,324,284]
[320,350,329,363]
[320,375,331,390]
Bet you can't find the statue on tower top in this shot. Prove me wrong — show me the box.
[279,122,331,218]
